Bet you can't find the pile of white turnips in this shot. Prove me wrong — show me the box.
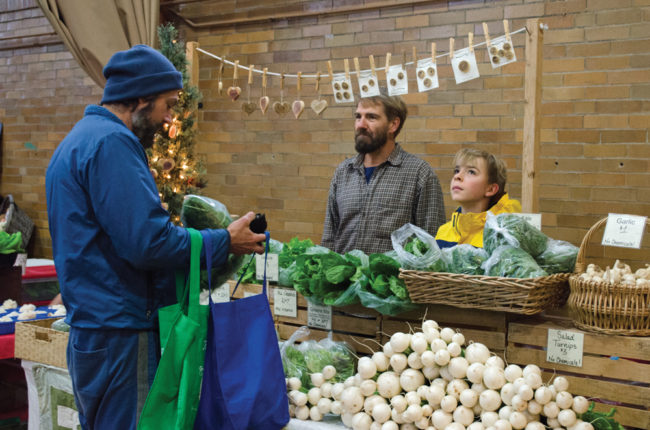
[287,320,595,430]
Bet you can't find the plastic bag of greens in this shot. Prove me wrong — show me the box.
[180,195,245,286]
[535,239,578,274]
[279,326,311,390]
[318,335,356,383]
[296,340,333,376]
[358,285,419,316]
[483,212,549,257]
[443,244,488,275]
[482,245,548,278]
[321,250,368,307]
[391,223,448,272]
[278,261,297,287]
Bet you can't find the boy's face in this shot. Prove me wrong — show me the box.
[450,157,498,209]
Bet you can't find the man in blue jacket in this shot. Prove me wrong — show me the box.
[45,45,265,430]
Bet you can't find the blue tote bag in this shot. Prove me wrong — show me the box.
[194,232,290,430]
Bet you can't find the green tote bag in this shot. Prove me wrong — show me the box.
[138,228,209,430]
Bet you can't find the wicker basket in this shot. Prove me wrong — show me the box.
[3,195,34,250]
[400,269,570,315]
[14,318,68,368]
[568,217,650,336]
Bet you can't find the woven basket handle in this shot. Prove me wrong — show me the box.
[574,216,650,274]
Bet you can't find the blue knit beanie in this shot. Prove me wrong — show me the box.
[101,44,183,104]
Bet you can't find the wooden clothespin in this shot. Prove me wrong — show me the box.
[315,71,321,93]
[504,19,512,43]
[431,42,436,63]
[412,46,417,69]
[233,60,239,80]
[327,60,334,82]
[344,58,350,81]
[354,57,361,79]
[449,38,455,60]
[483,22,491,47]
[369,55,377,78]
[468,32,474,53]
[385,52,392,74]
[248,64,254,85]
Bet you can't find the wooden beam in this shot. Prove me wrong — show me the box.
[522,19,544,213]
[185,41,199,88]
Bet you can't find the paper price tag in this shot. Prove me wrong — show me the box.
[511,213,542,231]
[601,213,646,249]
[358,69,380,98]
[416,58,439,92]
[488,35,517,69]
[387,65,408,96]
[273,287,297,318]
[308,302,332,330]
[546,328,584,367]
[451,48,479,84]
[256,253,279,282]
[211,283,231,303]
[331,73,354,104]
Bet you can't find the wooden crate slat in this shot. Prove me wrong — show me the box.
[275,309,379,336]
[539,371,650,409]
[506,345,650,384]
[508,319,650,360]
[388,304,507,331]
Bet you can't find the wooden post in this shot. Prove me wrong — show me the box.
[521,19,544,213]
[185,41,200,87]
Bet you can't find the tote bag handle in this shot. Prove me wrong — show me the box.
[232,231,270,299]
[174,228,202,322]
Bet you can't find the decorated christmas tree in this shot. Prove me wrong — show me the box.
[149,23,206,223]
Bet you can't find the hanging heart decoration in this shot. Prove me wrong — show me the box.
[242,102,256,114]
[273,101,290,115]
[311,99,328,115]
[259,96,270,114]
[227,86,241,101]
[292,100,305,119]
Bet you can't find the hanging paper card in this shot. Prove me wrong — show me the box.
[358,69,380,98]
[488,35,517,68]
[386,64,408,96]
[416,58,439,92]
[331,73,354,104]
[451,47,480,84]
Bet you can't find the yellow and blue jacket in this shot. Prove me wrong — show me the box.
[435,194,521,249]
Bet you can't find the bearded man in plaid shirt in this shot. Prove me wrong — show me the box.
[321,93,446,255]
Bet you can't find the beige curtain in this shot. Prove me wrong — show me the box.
[37,0,160,87]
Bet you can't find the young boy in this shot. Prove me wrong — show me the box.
[435,148,521,248]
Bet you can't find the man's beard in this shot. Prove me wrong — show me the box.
[131,103,161,149]
[354,125,388,154]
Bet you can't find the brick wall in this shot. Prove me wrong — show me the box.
[176,0,648,265]
[1,0,648,265]
[0,0,102,258]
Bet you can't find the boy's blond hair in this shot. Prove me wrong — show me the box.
[454,148,508,209]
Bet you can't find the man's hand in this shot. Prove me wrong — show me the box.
[227,211,266,255]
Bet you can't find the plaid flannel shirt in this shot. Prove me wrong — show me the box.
[321,143,446,254]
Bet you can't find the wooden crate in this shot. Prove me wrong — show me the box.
[507,317,650,429]
[275,291,382,355]
[381,304,508,356]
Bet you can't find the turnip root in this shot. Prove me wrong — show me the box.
[400,369,425,392]
[359,356,378,379]
[341,386,364,413]
[322,365,337,380]
[377,371,402,398]
[294,405,310,420]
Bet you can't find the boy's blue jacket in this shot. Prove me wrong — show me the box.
[435,194,521,249]
[46,105,229,330]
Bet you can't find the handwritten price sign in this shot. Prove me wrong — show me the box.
[307,302,332,330]
[273,288,297,318]
[601,214,646,249]
[546,329,584,367]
